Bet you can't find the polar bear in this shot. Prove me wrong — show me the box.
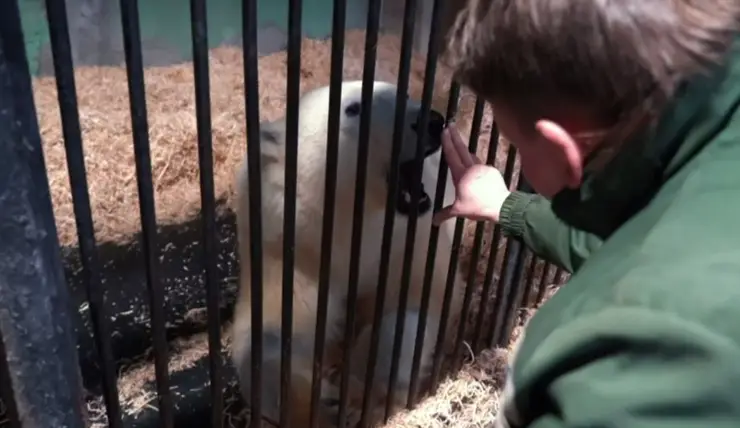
[231,80,464,427]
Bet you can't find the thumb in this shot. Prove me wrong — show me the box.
[433,204,459,226]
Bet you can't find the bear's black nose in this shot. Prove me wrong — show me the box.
[427,110,445,137]
[424,109,445,154]
[410,109,445,155]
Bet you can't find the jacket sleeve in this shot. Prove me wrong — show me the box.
[518,307,740,428]
[498,191,603,273]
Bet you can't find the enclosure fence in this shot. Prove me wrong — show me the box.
[0,0,565,427]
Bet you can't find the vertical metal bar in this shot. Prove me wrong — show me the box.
[428,104,490,390]
[470,228,501,354]
[188,1,223,427]
[0,334,22,428]
[280,0,302,426]
[450,99,490,372]
[375,0,419,420]
[471,141,515,353]
[553,268,568,289]
[490,238,527,347]
[406,81,460,408]
[534,262,554,305]
[518,254,539,308]
[359,0,448,420]
[337,0,383,425]
[443,84,462,121]
[43,0,123,426]
[489,179,532,348]
[242,0,264,427]
[118,1,174,425]
[313,0,347,426]
[0,2,86,425]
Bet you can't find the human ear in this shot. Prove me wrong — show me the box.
[535,119,584,188]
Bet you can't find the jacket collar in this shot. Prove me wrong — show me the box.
[550,37,740,238]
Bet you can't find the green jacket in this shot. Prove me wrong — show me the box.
[494,37,740,428]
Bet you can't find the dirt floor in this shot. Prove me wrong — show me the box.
[32,29,564,427]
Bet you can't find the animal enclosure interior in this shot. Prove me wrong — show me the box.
[0,1,568,428]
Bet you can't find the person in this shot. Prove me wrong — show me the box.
[433,1,740,427]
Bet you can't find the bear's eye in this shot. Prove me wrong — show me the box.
[344,102,361,117]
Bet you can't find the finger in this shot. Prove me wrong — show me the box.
[450,123,483,168]
[464,148,484,166]
[441,128,465,182]
[447,123,472,166]
[433,204,459,226]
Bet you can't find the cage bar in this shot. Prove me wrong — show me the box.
[497,238,530,345]
[519,254,540,308]
[376,0,420,420]
[353,0,395,425]
[118,1,174,425]
[241,0,265,427]
[367,0,456,419]
[377,0,448,405]
[451,99,494,372]
[406,81,461,408]
[534,263,555,305]
[332,0,386,425]
[188,1,224,427]
[469,122,503,354]
[475,144,519,351]
[43,0,124,426]
[553,268,568,291]
[0,2,87,425]
[312,0,349,426]
[278,0,303,426]
[490,178,533,348]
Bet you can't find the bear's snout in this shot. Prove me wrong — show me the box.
[411,109,445,156]
[425,110,445,155]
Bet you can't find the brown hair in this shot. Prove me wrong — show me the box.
[445,0,740,126]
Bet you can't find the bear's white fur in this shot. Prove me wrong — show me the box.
[231,81,464,427]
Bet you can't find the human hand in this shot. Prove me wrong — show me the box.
[433,123,510,225]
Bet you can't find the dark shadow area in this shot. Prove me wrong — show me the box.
[66,207,239,394]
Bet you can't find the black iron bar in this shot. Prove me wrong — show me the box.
[188,1,223,427]
[471,141,515,353]
[518,254,539,309]
[360,0,450,422]
[428,121,482,390]
[534,263,555,305]
[352,0,393,425]
[0,3,87,425]
[450,99,491,373]
[313,0,348,425]
[241,0,264,427]
[376,0,420,421]
[44,0,123,426]
[280,0,303,425]
[406,81,460,408]
[555,268,568,284]
[118,1,173,425]
[338,0,383,425]
[490,179,532,348]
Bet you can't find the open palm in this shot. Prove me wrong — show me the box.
[433,124,510,225]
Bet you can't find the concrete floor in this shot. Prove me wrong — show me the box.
[19,0,433,76]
